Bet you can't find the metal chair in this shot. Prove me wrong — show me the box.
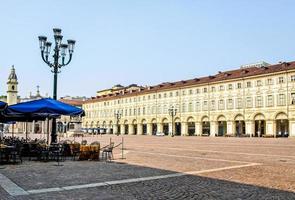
[101,142,114,162]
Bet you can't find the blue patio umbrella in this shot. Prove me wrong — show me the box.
[0,98,84,123]
[6,98,84,117]
[0,101,7,111]
[0,98,85,142]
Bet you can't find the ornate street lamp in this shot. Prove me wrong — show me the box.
[168,106,177,137]
[38,28,76,143]
[114,110,122,136]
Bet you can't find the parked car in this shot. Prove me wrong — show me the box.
[155,132,165,136]
[81,128,88,133]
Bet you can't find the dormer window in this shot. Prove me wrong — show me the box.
[242,69,248,74]
[261,66,268,70]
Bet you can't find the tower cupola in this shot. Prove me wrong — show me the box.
[7,65,18,105]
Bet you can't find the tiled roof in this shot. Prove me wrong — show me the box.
[59,99,84,106]
[84,61,295,104]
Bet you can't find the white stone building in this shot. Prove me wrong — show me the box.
[82,61,295,137]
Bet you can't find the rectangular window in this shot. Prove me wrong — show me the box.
[164,93,167,98]
[267,95,273,107]
[291,93,295,105]
[256,96,263,107]
[182,90,186,95]
[219,85,224,91]
[279,77,284,84]
[211,87,215,92]
[195,101,200,111]
[278,94,286,106]
[182,103,186,112]
[203,88,207,93]
[188,103,193,112]
[152,106,156,114]
[228,84,233,90]
[169,92,173,97]
[203,101,208,111]
[257,80,262,86]
[236,98,243,109]
[218,100,224,110]
[211,100,215,110]
[163,105,167,114]
[175,91,179,96]
[267,78,273,85]
[227,99,233,109]
[246,97,252,108]
[237,83,242,89]
[189,89,193,95]
[291,75,295,82]
[196,89,200,94]
[158,106,161,114]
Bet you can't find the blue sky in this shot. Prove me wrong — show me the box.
[0,0,295,98]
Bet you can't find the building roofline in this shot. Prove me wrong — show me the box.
[84,61,295,104]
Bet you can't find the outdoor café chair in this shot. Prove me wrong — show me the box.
[48,144,63,162]
[101,142,114,162]
[9,145,23,164]
[0,147,8,164]
[28,143,41,161]
[81,140,87,145]
[70,143,81,161]
[89,143,100,161]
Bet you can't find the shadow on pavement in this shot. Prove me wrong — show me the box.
[0,160,294,199]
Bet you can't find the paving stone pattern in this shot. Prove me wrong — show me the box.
[0,135,295,199]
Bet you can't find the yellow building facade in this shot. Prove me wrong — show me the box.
[82,61,295,137]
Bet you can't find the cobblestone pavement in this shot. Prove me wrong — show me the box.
[1,134,295,199]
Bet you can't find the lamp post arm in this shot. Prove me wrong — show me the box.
[59,53,72,68]
[41,51,54,67]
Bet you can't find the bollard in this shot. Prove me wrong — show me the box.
[121,137,124,159]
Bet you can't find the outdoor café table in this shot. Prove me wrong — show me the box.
[79,145,91,160]
[79,145,100,161]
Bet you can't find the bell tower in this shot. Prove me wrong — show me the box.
[7,65,18,105]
